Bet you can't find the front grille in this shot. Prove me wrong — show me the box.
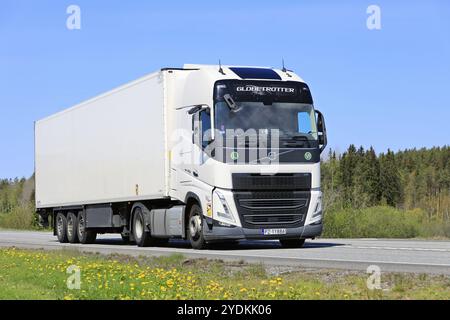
[234,191,310,229]
[239,198,307,210]
[232,173,311,191]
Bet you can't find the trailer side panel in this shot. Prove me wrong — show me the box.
[35,73,166,208]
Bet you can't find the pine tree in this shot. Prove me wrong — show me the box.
[365,147,381,205]
[339,145,358,207]
[380,150,401,206]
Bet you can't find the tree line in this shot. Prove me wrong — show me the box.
[322,145,450,220]
[1,146,449,222]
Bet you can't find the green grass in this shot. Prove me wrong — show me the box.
[0,248,449,300]
[323,206,450,239]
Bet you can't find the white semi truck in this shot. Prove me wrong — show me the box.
[35,64,327,249]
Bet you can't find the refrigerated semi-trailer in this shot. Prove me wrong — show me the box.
[35,64,327,249]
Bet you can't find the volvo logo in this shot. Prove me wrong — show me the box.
[304,152,312,161]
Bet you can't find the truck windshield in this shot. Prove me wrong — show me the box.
[215,102,318,142]
[213,80,318,147]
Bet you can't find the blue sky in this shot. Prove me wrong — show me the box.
[1,0,449,178]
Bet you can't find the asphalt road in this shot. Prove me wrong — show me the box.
[0,231,449,275]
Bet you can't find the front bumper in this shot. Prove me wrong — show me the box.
[203,217,323,242]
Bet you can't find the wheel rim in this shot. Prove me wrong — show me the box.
[67,216,73,239]
[135,214,143,240]
[57,215,64,236]
[78,215,85,237]
[189,215,202,240]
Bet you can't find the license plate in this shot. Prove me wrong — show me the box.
[262,228,287,236]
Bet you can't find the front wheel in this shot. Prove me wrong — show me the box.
[187,204,208,250]
[280,239,306,248]
[132,207,152,247]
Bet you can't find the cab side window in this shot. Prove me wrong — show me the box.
[200,110,211,149]
[192,109,212,149]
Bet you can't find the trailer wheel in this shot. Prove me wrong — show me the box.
[132,207,152,247]
[56,212,68,243]
[279,239,306,248]
[66,212,79,244]
[77,212,97,244]
[187,204,208,250]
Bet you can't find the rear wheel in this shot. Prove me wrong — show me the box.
[132,207,152,247]
[280,239,306,248]
[66,212,79,244]
[187,204,208,250]
[56,212,68,243]
[77,212,97,244]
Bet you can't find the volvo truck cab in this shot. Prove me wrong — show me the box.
[169,65,327,249]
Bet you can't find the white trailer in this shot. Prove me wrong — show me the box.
[36,64,327,249]
[36,73,167,208]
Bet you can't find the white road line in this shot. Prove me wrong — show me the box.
[345,245,450,252]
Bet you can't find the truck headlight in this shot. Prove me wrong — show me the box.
[312,196,322,218]
[215,191,236,223]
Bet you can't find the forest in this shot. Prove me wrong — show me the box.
[0,146,449,237]
[322,145,449,219]
[321,145,449,237]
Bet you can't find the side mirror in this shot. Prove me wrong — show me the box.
[318,134,325,145]
[188,105,203,115]
[315,109,327,153]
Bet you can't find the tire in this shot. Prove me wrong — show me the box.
[187,204,208,250]
[56,212,68,243]
[132,207,152,247]
[77,212,97,244]
[66,212,79,244]
[279,239,306,248]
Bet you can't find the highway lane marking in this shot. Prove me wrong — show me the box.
[1,236,450,253]
[343,245,450,252]
[1,241,450,270]
[1,234,450,253]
